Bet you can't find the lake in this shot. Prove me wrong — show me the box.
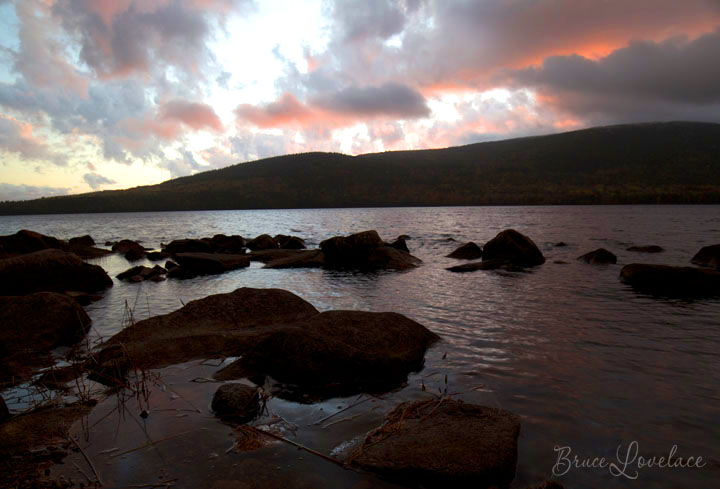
[1,206,719,488]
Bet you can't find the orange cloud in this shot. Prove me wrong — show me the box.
[125,100,223,140]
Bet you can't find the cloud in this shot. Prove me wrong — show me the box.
[236,83,429,128]
[328,0,408,43]
[504,28,720,122]
[83,172,117,189]
[0,182,71,202]
[0,114,67,166]
[159,149,205,178]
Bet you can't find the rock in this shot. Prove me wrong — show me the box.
[321,230,421,270]
[117,265,166,282]
[482,229,545,267]
[93,288,319,372]
[163,238,215,254]
[124,247,146,261]
[146,251,170,261]
[0,230,67,256]
[68,243,113,259]
[165,260,179,271]
[0,395,8,422]
[215,310,439,397]
[248,249,309,263]
[211,384,260,422]
[112,239,145,255]
[63,291,103,306]
[172,252,249,277]
[278,236,306,249]
[0,249,113,295]
[577,248,617,264]
[0,292,91,352]
[691,244,720,268]
[35,364,84,390]
[264,250,325,269]
[526,481,565,489]
[105,240,116,246]
[627,245,664,253]
[68,235,95,247]
[211,234,246,254]
[554,242,568,247]
[620,264,720,295]
[389,237,410,253]
[447,259,510,273]
[397,234,411,240]
[349,400,520,489]
[446,242,483,260]
[246,234,278,250]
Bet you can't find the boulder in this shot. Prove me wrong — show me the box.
[68,243,113,259]
[620,264,720,295]
[0,230,67,256]
[264,250,326,269]
[321,230,420,270]
[482,230,545,267]
[691,244,720,268]
[577,248,617,264]
[278,236,306,249]
[163,238,215,255]
[0,395,8,422]
[146,251,170,261]
[92,288,319,372]
[215,310,439,397]
[446,242,483,260]
[171,252,249,277]
[554,242,568,247]
[389,237,410,253]
[211,383,260,422]
[248,249,309,263]
[447,259,510,273]
[211,234,246,254]
[349,400,520,489]
[0,249,113,295]
[68,235,95,247]
[627,245,664,253]
[246,234,278,250]
[0,292,91,352]
[117,265,166,282]
[112,239,145,255]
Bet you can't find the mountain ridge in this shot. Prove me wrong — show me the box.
[2,121,720,215]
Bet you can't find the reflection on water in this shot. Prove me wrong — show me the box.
[1,206,719,488]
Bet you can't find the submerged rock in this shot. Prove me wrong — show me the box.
[349,400,520,489]
[627,245,664,253]
[577,248,617,264]
[321,230,421,270]
[246,234,278,250]
[163,238,215,254]
[447,259,510,273]
[482,229,545,267]
[215,310,439,397]
[211,384,260,422]
[0,249,113,295]
[446,242,483,260]
[248,249,309,263]
[93,288,319,372]
[117,265,166,282]
[691,244,720,268]
[620,263,720,295]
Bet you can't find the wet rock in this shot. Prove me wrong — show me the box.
[0,395,8,422]
[447,259,510,273]
[279,236,306,249]
[248,249,309,263]
[34,364,84,390]
[0,249,113,295]
[117,265,166,282]
[215,310,439,397]
[112,239,145,255]
[93,288,319,371]
[554,242,568,247]
[321,230,421,270]
[482,229,545,267]
[577,248,617,264]
[211,384,260,422]
[691,244,720,268]
[68,243,113,259]
[163,238,215,254]
[172,252,249,277]
[350,400,520,489]
[446,242,483,260]
[146,251,170,261]
[389,237,410,253]
[246,234,279,250]
[0,230,67,256]
[63,290,103,306]
[627,245,664,253]
[263,250,325,269]
[620,263,720,295]
[68,235,95,247]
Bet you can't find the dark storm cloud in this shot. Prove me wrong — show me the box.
[505,28,720,121]
[313,83,429,118]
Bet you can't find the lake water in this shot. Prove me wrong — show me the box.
[1,206,719,488]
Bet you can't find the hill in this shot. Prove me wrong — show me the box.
[2,121,720,215]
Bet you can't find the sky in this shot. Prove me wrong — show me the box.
[1,0,719,201]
